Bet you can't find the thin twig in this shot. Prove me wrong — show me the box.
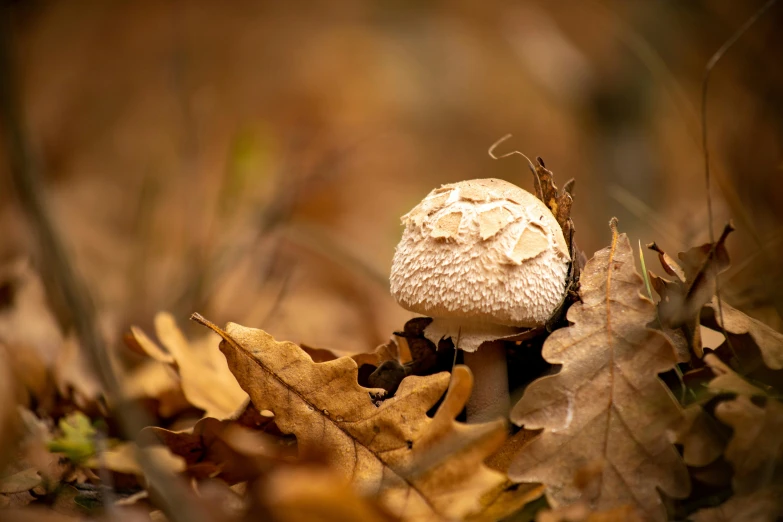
[700,0,779,368]
[0,9,207,522]
[702,0,778,244]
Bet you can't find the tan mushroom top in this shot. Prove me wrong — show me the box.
[390,178,570,342]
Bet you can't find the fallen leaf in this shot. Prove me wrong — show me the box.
[702,299,783,370]
[647,224,732,359]
[703,354,767,397]
[671,404,726,467]
[47,412,96,465]
[140,417,282,483]
[509,229,690,521]
[0,468,41,494]
[5,409,68,495]
[536,503,645,522]
[689,486,783,522]
[713,396,783,495]
[0,260,64,368]
[0,491,35,509]
[1,341,52,408]
[192,314,507,522]
[467,429,545,522]
[468,480,544,522]
[90,443,187,477]
[676,224,733,320]
[257,465,398,522]
[130,312,248,419]
[119,359,189,418]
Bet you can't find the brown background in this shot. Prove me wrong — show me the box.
[2,0,782,354]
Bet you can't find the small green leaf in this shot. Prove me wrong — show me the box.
[47,412,96,464]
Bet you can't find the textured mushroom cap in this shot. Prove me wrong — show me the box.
[390,178,570,336]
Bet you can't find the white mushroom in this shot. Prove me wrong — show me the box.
[390,178,570,422]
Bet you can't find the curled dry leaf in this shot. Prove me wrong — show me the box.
[647,224,732,359]
[703,354,767,397]
[140,417,284,483]
[192,314,507,522]
[713,396,783,495]
[509,229,690,521]
[701,298,783,370]
[675,224,733,321]
[671,404,726,468]
[130,312,247,419]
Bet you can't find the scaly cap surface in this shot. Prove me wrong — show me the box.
[390,179,570,349]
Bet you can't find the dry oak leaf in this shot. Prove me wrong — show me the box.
[139,417,283,483]
[509,231,690,521]
[130,312,247,418]
[192,314,507,522]
[713,395,783,495]
[702,298,783,370]
[467,429,545,522]
[703,354,767,397]
[671,404,726,467]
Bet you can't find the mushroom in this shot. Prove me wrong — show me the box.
[390,178,570,423]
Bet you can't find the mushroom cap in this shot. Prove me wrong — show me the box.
[390,178,570,333]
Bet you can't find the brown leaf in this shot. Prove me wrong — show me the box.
[702,299,783,370]
[647,243,685,283]
[671,405,726,467]
[7,409,68,490]
[86,442,186,478]
[256,465,398,522]
[130,312,248,418]
[192,314,507,522]
[468,429,545,522]
[0,468,41,494]
[0,260,63,368]
[647,224,732,359]
[714,396,783,495]
[0,491,35,509]
[689,486,783,522]
[119,360,189,418]
[509,230,689,521]
[703,354,767,397]
[536,503,645,522]
[671,224,733,328]
[140,417,283,483]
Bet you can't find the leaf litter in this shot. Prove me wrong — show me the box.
[3,167,783,522]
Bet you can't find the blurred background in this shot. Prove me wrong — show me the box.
[1,0,782,359]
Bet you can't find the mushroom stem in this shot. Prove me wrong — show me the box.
[462,340,510,423]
